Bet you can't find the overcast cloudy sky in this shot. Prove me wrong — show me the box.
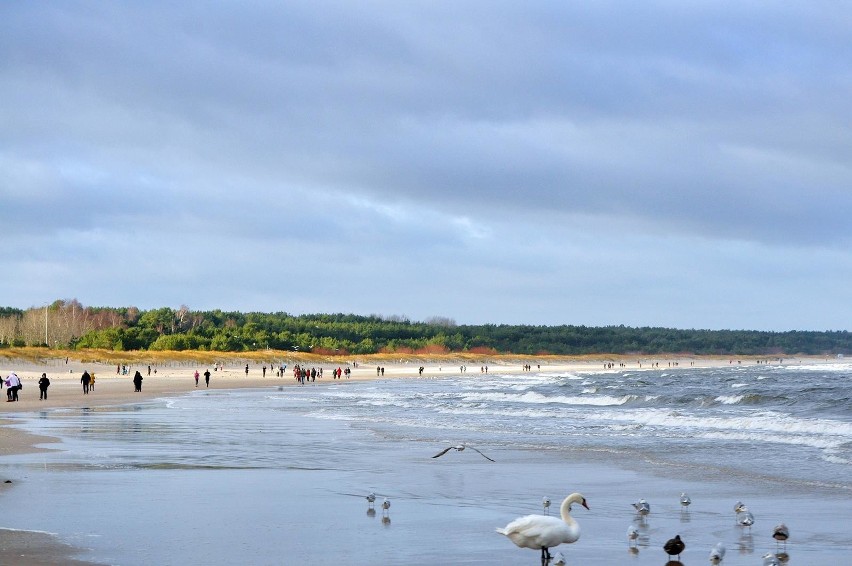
[1,2,850,330]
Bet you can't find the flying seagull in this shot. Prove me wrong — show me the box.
[432,444,495,462]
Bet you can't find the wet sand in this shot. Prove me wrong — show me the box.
[0,355,837,565]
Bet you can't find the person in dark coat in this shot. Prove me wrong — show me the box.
[81,370,91,395]
[38,373,50,400]
[133,370,143,392]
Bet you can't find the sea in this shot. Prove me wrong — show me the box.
[2,362,851,565]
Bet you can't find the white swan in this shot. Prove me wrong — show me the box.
[496,492,589,562]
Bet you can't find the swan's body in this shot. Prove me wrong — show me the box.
[709,542,726,563]
[432,444,495,462]
[496,492,589,561]
[664,534,685,558]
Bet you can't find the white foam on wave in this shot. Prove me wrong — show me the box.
[731,383,748,388]
[715,395,744,404]
[460,390,636,406]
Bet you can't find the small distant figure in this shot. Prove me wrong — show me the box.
[736,508,755,530]
[38,373,50,400]
[90,372,95,391]
[204,369,211,387]
[245,364,249,376]
[663,534,685,559]
[632,499,650,516]
[432,444,495,462]
[709,542,726,564]
[133,370,143,392]
[542,496,551,515]
[262,366,266,378]
[194,370,199,387]
[551,551,566,565]
[81,370,92,395]
[680,492,691,509]
[772,523,789,551]
[627,525,639,547]
[381,498,391,516]
[366,493,376,509]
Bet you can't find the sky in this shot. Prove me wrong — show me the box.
[1,2,850,331]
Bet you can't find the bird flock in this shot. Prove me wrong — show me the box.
[365,446,794,563]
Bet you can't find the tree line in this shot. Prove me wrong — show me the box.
[0,300,849,356]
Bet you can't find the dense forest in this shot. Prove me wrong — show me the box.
[0,300,849,356]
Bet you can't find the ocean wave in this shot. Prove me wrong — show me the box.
[459,391,637,406]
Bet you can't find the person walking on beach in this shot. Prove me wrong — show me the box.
[194,370,200,387]
[204,369,210,387]
[38,373,50,400]
[5,372,21,402]
[133,370,143,392]
[90,372,95,391]
[81,370,92,395]
[245,364,249,377]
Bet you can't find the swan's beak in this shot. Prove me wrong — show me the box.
[582,499,590,510]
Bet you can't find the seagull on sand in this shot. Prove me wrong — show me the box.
[542,496,551,515]
[627,525,639,546]
[772,523,789,550]
[432,444,495,462]
[496,492,589,563]
[632,498,650,516]
[709,542,726,563]
[663,534,685,559]
[366,493,376,509]
[736,508,755,530]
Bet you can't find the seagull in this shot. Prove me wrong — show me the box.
[680,492,691,508]
[709,542,726,563]
[381,498,391,516]
[663,534,685,559]
[736,509,755,530]
[551,551,567,565]
[496,492,589,563]
[542,496,551,515]
[772,523,789,550]
[733,500,746,514]
[432,444,495,462]
[762,553,781,566]
[627,525,639,546]
[366,492,376,509]
[632,498,650,516]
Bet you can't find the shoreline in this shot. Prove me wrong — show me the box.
[0,353,826,455]
[0,354,837,565]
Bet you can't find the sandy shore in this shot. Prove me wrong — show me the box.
[0,354,824,564]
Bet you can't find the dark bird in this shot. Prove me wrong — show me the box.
[663,534,685,559]
[432,444,495,462]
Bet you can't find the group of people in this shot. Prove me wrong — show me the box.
[4,372,52,401]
